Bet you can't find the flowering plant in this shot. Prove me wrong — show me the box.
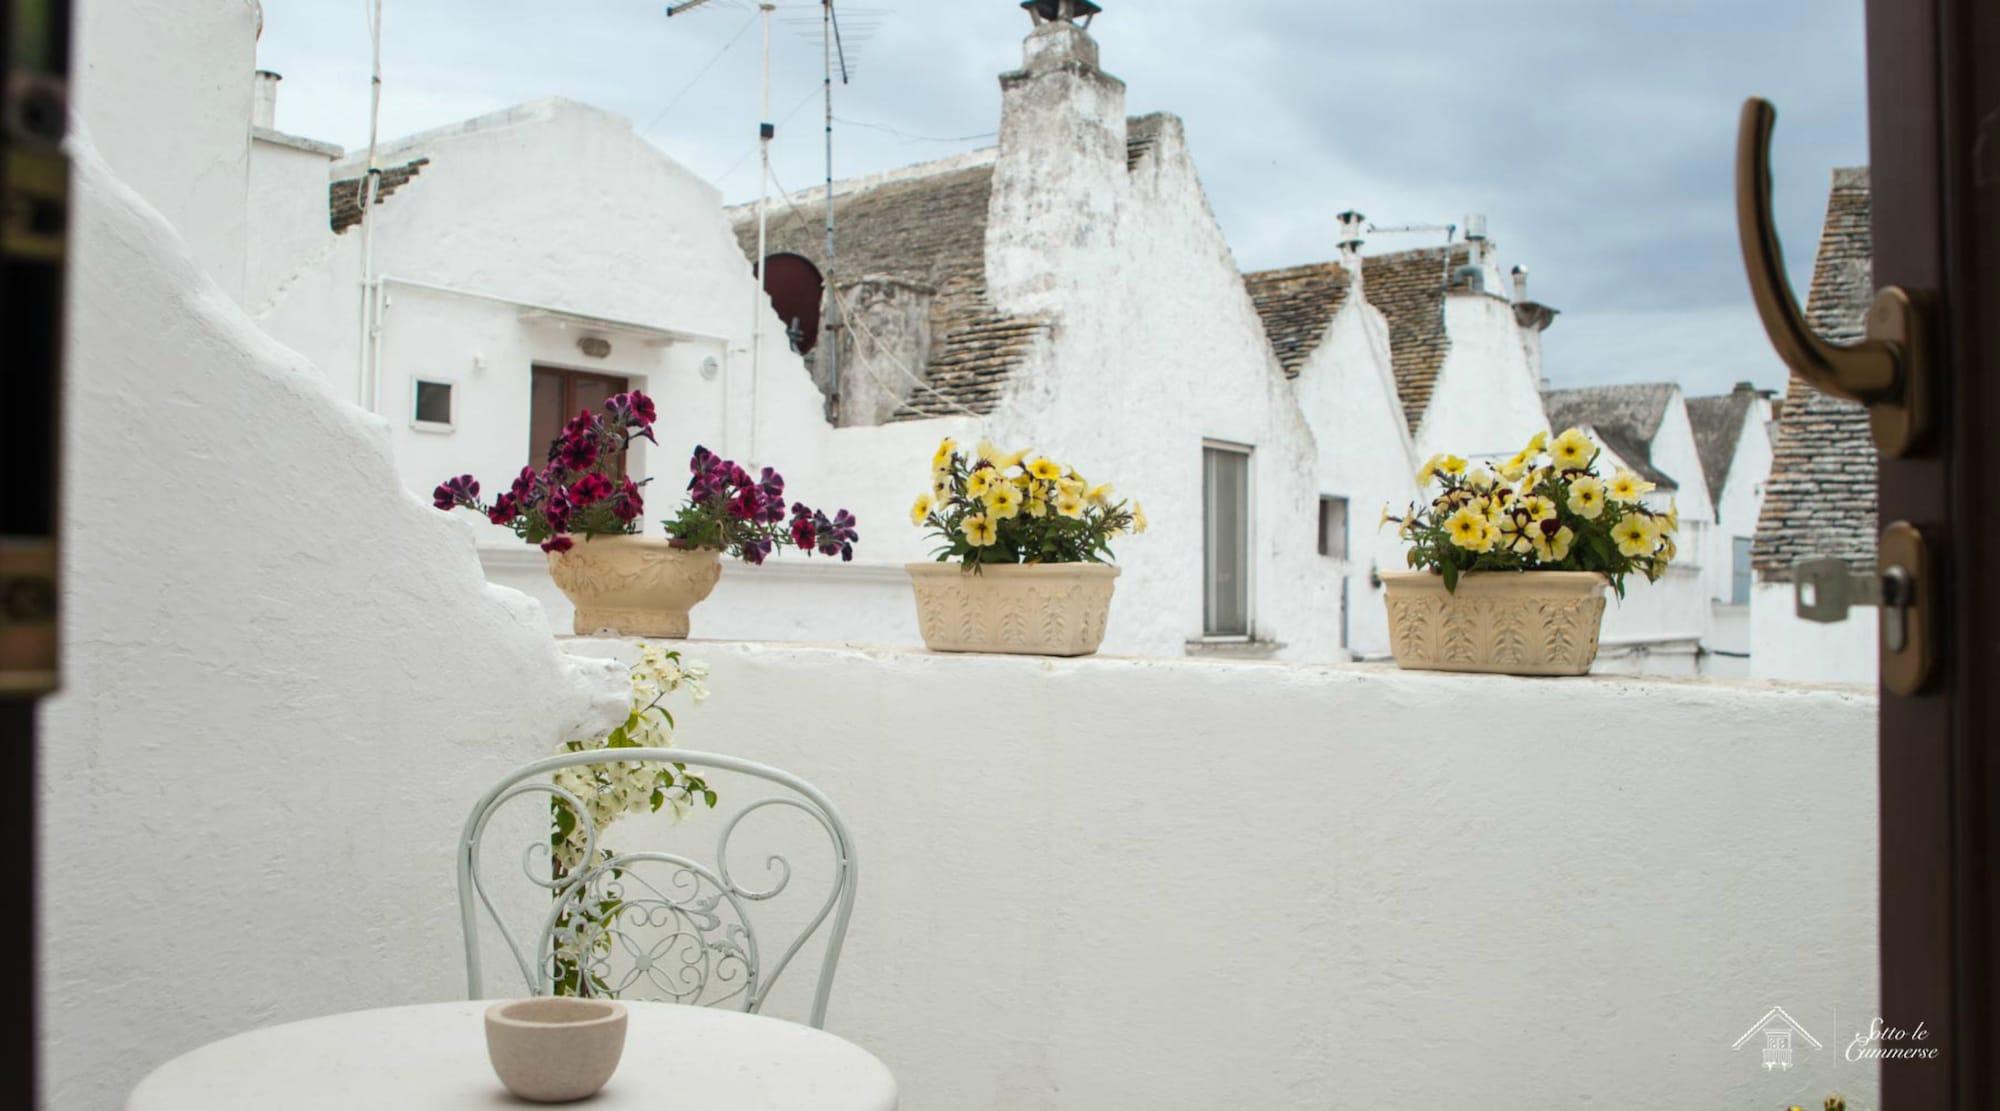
[549,643,715,996]
[661,445,858,564]
[432,391,655,553]
[914,438,1145,568]
[1383,427,1678,597]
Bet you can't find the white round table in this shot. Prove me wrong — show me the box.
[127,1000,897,1109]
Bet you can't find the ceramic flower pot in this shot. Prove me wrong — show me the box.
[906,561,1119,657]
[546,536,722,638]
[1380,569,1608,676]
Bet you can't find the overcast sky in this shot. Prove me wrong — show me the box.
[257,0,1869,397]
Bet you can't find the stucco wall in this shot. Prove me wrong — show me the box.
[38,137,627,1110]
[73,0,257,298]
[1751,581,1878,685]
[565,638,1880,1111]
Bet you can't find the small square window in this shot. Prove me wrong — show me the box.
[414,380,453,427]
[1317,495,1349,560]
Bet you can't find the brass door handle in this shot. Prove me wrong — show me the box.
[1736,97,1931,456]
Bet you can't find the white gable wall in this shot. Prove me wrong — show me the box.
[979,80,1341,657]
[1290,289,1420,657]
[1415,292,1551,460]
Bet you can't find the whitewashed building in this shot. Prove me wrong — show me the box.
[224,1,1760,669]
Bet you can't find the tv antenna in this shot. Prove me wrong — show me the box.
[662,0,885,449]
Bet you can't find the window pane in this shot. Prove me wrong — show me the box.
[1204,447,1250,636]
[1731,536,1753,605]
[413,380,452,425]
[1318,495,1348,560]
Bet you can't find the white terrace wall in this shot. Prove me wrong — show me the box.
[1752,582,1879,686]
[73,0,257,299]
[37,138,628,1110]
[569,639,1881,1111]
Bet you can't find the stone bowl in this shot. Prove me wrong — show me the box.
[483,997,628,1103]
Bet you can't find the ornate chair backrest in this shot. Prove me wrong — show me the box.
[456,749,856,1029]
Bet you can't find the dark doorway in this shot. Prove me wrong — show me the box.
[760,253,823,356]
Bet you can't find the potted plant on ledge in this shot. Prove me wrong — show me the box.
[907,438,1144,657]
[1379,427,1677,676]
[434,393,857,638]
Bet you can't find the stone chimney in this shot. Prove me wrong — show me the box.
[1337,209,1366,298]
[253,70,281,130]
[985,0,1127,319]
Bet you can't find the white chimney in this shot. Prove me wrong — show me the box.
[1511,264,1529,302]
[253,70,281,130]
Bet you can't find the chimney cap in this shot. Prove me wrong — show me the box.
[1021,0,1102,24]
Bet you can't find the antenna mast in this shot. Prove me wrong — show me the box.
[821,0,849,417]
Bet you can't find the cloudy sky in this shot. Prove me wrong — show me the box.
[257,0,1868,396]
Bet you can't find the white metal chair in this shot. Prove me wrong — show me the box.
[456,749,857,1029]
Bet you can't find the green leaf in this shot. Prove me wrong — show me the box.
[703,789,718,808]
[1441,559,1460,594]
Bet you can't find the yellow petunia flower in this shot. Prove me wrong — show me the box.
[1524,429,1549,455]
[1024,492,1049,518]
[1131,500,1148,534]
[960,514,997,547]
[1377,503,1393,532]
[1417,454,1444,486]
[910,493,934,526]
[1566,476,1606,519]
[1467,467,1495,492]
[1551,427,1594,469]
[1661,501,1680,534]
[1439,454,1468,477]
[933,437,958,468]
[983,483,1023,519]
[1607,468,1656,503]
[1444,506,1489,551]
[1531,523,1576,562]
[978,440,1031,470]
[1496,453,1528,482]
[1057,476,1085,498]
[1495,512,1533,555]
[1518,494,1557,521]
[1027,457,1063,481]
[1086,482,1114,506]
[1612,514,1657,558]
[966,468,995,498]
[1055,491,1086,519]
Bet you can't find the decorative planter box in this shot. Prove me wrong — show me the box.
[1381,569,1608,676]
[548,537,722,638]
[906,562,1119,657]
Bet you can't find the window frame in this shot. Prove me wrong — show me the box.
[410,376,457,434]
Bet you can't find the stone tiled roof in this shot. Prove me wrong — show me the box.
[1686,387,1759,506]
[1753,168,1876,580]
[1591,425,1679,491]
[1541,382,1683,491]
[329,157,430,233]
[1362,245,1470,434]
[735,117,1168,422]
[1543,382,1677,443]
[1242,262,1353,377]
[740,157,1037,420]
